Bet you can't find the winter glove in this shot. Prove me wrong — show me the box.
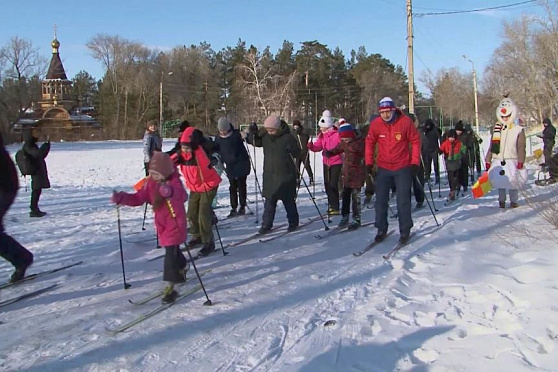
[111,191,125,205]
[517,162,524,170]
[478,138,483,144]
[366,165,376,177]
[410,164,419,177]
[485,162,491,171]
[323,150,332,158]
[307,142,314,150]
[249,123,259,134]
[210,153,221,168]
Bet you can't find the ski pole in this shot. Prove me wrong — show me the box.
[141,203,148,230]
[116,205,131,290]
[292,156,329,230]
[416,175,440,227]
[183,243,212,306]
[420,155,438,212]
[213,218,228,256]
[196,164,227,256]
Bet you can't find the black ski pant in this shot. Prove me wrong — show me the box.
[30,188,42,212]
[262,194,299,229]
[229,176,247,210]
[458,157,470,192]
[163,245,187,283]
[296,155,314,182]
[324,164,342,211]
[422,151,440,183]
[341,187,361,219]
[447,169,460,192]
[374,166,413,235]
[0,193,33,269]
[412,162,425,203]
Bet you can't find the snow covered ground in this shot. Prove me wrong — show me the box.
[1,139,558,372]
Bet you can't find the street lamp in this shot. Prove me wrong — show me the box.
[159,71,173,135]
[462,55,480,134]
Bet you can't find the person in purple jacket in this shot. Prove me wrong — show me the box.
[112,151,188,303]
[308,110,343,215]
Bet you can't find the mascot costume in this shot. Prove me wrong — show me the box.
[485,97,527,208]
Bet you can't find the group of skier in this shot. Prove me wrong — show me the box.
[1,95,543,304]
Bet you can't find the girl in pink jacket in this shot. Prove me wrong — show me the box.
[307,110,343,214]
[112,151,188,303]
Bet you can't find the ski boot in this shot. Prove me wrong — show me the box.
[374,230,388,243]
[161,284,178,303]
[348,216,361,231]
[338,215,349,228]
[198,240,216,257]
[187,236,202,248]
[227,209,237,218]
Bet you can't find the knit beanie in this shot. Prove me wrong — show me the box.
[263,115,281,129]
[338,118,346,126]
[318,110,334,128]
[455,121,464,131]
[338,123,355,138]
[292,119,301,127]
[378,97,396,112]
[149,151,175,179]
[447,129,457,139]
[217,117,230,132]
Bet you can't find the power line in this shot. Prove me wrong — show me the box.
[414,0,538,17]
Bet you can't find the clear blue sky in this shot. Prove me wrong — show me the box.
[0,0,544,97]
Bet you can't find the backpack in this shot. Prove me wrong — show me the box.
[15,148,37,176]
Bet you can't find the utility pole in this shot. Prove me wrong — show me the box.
[463,55,480,134]
[159,76,163,134]
[406,0,415,114]
[159,71,173,135]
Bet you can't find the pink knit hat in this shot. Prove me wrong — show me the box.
[149,152,175,180]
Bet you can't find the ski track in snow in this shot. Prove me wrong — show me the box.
[0,141,557,371]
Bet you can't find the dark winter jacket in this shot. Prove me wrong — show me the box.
[542,120,556,150]
[330,135,366,188]
[214,124,251,180]
[292,125,311,161]
[22,130,50,190]
[0,133,19,215]
[421,119,441,155]
[143,130,162,163]
[246,120,300,200]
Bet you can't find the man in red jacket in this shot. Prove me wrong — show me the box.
[365,97,421,244]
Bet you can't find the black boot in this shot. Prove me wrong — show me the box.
[258,225,272,235]
[187,236,202,248]
[10,258,33,283]
[227,209,237,218]
[237,207,246,216]
[161,284,178,303]
[374,230,388,243]
[30,210,47,218]
[198,240,216,257]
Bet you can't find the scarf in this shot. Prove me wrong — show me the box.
[491,123,502,154]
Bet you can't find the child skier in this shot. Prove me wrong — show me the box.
[176,127,222,256]
[246,116,300,233]
[214,117,251,217]
[439,129,466,201]
[111,151,188,303]
[326,123,365,229]
[307,110,342,215]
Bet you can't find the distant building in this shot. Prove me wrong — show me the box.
[11,33,102,140]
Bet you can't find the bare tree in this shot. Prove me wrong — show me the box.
[236,48,298,121]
